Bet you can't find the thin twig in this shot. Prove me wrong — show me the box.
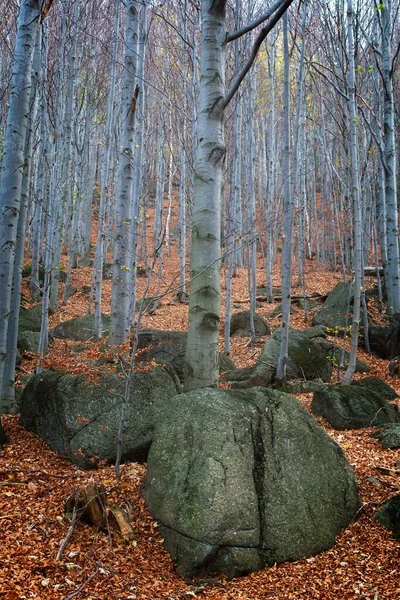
[56,503,79,561]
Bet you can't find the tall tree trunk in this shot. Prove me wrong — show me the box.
[94,0,120,340]
[275,13,293,384]
[109,0,140,344]
[184,0,226,391]
[1,26,42,411]
[381,0,399,314]
[342,0,362,385]
[0,0,41,397]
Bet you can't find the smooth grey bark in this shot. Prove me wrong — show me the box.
[275,13,293,384]
[245,70,257,346]
[184,0,295,391]
[265,28,276,302]
[49,1,79,312]
[94,0,120,340]
[381,0,399,314]
[109,0,140,344]
[0,0,42,398]
[128,0,148,324]
[1,26,42,411]
[342,0,362,385]
[30,22,48,304]
[184,0,226,391]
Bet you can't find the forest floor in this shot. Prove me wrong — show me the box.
[1,238,399,600]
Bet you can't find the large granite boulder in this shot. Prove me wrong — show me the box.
[18,304,43,335]
[369,315,400,360]
[375,495,400,539]
[352,377,398,401]
[230,310,271,337]
[226,327,333,388]
[313,338,369,374]
[311,385,400,430]
[372,424,400,449]
[312,282,352,329]
[18,331,41,353]
[145,387,361,581]
[20,366,181,468]
[136,329,235,381]
[51,314,110,341]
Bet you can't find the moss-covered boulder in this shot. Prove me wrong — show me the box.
[22,263,45,283]
[372,424,400,449]
[18,304,43,335]
[369,315,400,360]
[51,314,110,341]
[136,329,235,381]
[312,282,352,329]
[20,366,181,467]
[102,263,113,279]
[145,387,361,581]
[352,377,398,401]
[18,331,40,353]
[225,327,332,388]
[311,385,400,430]
[314,338,369,374]
[230,310,270,337]
[375,495,400,539]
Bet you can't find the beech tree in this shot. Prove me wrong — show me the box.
[109,0,141,345]
[0,0,44,410]
[183,0,296,391]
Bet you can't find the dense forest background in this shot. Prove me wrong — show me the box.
[0,1,400,597]
[0,0,399,403]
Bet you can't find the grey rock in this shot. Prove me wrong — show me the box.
[18,331,41,353]
[79,256,93,267]
[64,284,78,300]
[311,385,400,430]
[375,494,400,539]
[225,327,333,388]
[312,282,353,329]
[314,338,370,374]
[136,329,235,381]
[52,314,110,341]
[230,310,271,337]
[102,263,113,279]
[20,366,181,467]
[145,387,361,581]
[18,304,43,335]
[369,315,400,360]
[267,302,294,318]
[22,263,45,283]
[352,377,398,401]
[372,424,400,449]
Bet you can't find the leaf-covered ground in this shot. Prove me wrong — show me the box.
[1,247,400,599]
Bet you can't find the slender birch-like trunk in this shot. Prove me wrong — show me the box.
[381,0,399,314]
[1,27,42,411]
[184,0,295,390]
[109,0,140,345]
[275,13,293,384]
[184,0,226,391]
[0,0,41,395]
[342,0,362,385]
[266,29,276,302]
[94,0,120,340]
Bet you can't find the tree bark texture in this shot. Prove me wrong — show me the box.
[184,0,226,391]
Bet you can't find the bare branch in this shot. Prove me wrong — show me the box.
[223,0,296,110]
[225,0,289,44]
